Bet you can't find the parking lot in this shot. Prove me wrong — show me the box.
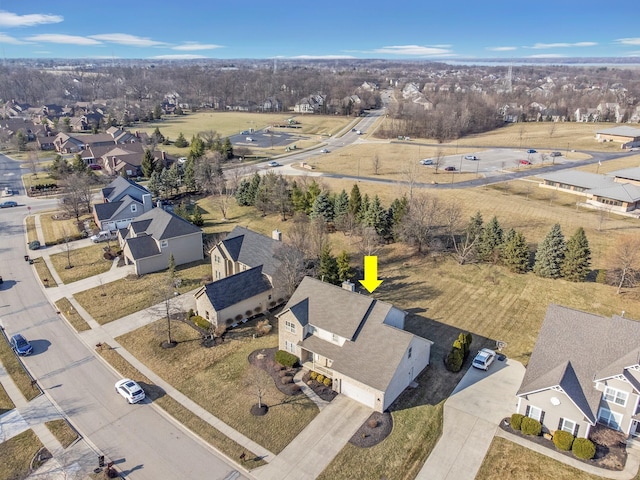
[433,148,568,175]
[229,128,307,150]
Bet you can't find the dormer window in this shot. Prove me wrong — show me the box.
[130,204,137,213]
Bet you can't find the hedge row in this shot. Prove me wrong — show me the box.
[445,331,473,372]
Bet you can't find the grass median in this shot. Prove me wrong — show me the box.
[31,257,58,288]
[54,298,91,332]
[0,381,15,415]
[0,333,40,401]
[45,419,79,448]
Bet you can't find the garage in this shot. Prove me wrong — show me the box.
[340,379,376,408]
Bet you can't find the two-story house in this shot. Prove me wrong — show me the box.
[119,207,203,275]
[278,277,434,412]
[92,177,153,231]
[516,304,640,439]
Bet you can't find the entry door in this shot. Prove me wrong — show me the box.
[633,420,640,437]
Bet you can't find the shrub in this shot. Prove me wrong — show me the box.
[464,332,473,348]
[316,374,325,384]
[225,319,233,325]
[553,430,574,451]
[275,350,299,368]
[254,306,262,313]
[291,384,301,393]
[572,438,596,460]
[445,347,464,372]
[235,314,242,321]
[310,371,318,380]
[323,377,332,387]
[280,376,293,385]
[367,418,379,429]
[521,417,542,436]
[245,310,253,316]
[278,370,289,378]
[191,315,210,329]
[453,339,464,351]
[186,308,195,319]
[510,413,524,431]
[595,269,607,284]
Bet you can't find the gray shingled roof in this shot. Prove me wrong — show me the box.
[588,183,640,202]
[517,305,640,424]
[597,126,640,137]
[126,234,160,260]
[94,200,124,222]
[220,226,290,277]
[128,207,202,240]
[201,265,273,311]
[282,277,425,392]
[608,167,640,182]
[539,171,615,190]
[101,176,149,203]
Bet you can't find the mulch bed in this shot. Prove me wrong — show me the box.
[301,371,338,402]
[349,411,393,448]
[499,419,627,471]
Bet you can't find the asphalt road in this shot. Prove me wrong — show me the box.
[0,153,247,480]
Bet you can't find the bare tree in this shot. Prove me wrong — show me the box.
[244,365,271,411]
[372,153,380,175]
[27,147,39,176]
[401,160,420,204]
[397,193,441,254]
[548,121,557,139]
[59,172,92,222]
[61,226,74,270]
[273,244,307,298]
[607,235,640,294]
[355,225,384,258]
[434,148,444,174]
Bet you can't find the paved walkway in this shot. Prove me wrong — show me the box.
[292,369,330,411]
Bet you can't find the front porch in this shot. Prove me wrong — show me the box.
[302,361,334,379]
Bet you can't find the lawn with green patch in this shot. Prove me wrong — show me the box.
[45,419,79,448]
[31,257,58,288]
[0,333,40,401]
[0,429,44,480]
[476,436,607,480]
[73,260,212,324]
[49,244,112,284]
[116,319,319,454]
[55,297,91,332]
[96,342,266,468]
[0,381,15,415]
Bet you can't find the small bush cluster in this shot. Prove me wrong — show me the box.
[552,430,574,451]
[310,371,318,380]
[323,377,332,387]
[191,315,209,330]
[275,350,299,368]
[521,417,542,436]
[510,413,524,431]
[316,374,325,384]
[445,331,473,372]
[572,437,596,460]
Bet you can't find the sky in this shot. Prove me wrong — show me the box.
[0,0,639,61]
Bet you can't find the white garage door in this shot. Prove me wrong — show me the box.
[341,380,375,408]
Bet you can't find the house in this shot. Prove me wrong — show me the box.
[278,277,433,412]
[194,226,296,329]
[596,126,640,148]
[92,177,153,231]
[119,208,203,275]
[293,94,325,114]
[516,304,640,439]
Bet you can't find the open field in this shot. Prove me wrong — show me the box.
[476,436,616,480]
[55,297,91,332]
[0,332,40,401]
[49,244,112,284]
[116,319,319,454]
[0,429,44,480]
[73,260,211,324]
[96,342,265,468]
[44,419,79,448]
[0,382,14,415]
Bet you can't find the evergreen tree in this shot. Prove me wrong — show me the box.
[477,216,503,263]
[533,223,566,279]
[349,183,362,216]
[333,189,350,222]
[221,137,233,159]
[152,126,164,143]
[141,148,156,178]
[147,171,161,197]
[174,132,188,148]
[235,178,252,206]
[167,162,180,195]
[173,200,189,220]
[72,153,86,173]
[363,195,388,236]
[561,227,591,282]
[159,167,171,198]
[247,172,262,206]
[336,250,352,283]
[290,182,308,213]
[191,207,204,226]
[15,131,28,151]
[310,192,335,222]
[467,211,484,243]
[318,245,339,285]
[153,105,163,120]
[357,194,370,223]
[189,135,205,160]
[183,158,196,192]
[304,181,321,215]
[502,230,530,273]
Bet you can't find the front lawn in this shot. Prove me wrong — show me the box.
[0,381,14,415]
[49,244,112,284]
[44,419,79,448]
[116,318,319,454]
[0,429,44,480]
[54,298,91,332]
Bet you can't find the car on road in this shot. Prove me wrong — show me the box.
[519,159,532,165]
[550,151,562,157]
[419,159,434,165]
[320,148,329,153]
[472,348,496,371]
[246,137,254,142]
[10,334,33,356]
[28,240,41,250]
[526,149,537,154]
[115,378,145,404]
[2,187,12,196]
[444,166,456,171]
[267,161,280,167]
[464,155,479,161]
[0,201,17,208]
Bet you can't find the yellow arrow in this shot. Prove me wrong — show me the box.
[359,255,383,293]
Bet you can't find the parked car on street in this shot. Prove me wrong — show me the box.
[0,201,17,208]
[526,149,537,154]
[464,155,479,161]
[444,166,456,171]
[28,240,41,250]
[2,187,12,196]
[10,333,33,356]
[550,151,562,157]
[115,378,145,404]
[519,159,532,165]
[472,348,496,370]
[267,161,281,167]
[320,149,329,153]
[419,159,434,165]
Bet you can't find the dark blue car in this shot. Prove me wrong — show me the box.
[10,333,33,356]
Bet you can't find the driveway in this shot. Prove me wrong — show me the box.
[416,357,525,480]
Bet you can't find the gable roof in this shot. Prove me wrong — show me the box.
[218,226,290,278]
[126,234,160,260]
[199,265,273,311]
[539,171,615,190]
[281,277,430,392]
[128,207,202,240]
[597,126,640,138]
[517,304,640,423]
[608,167,640,182]
[588,182,640,202]
[101,176,149,203]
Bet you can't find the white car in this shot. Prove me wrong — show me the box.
[267,161,280,167]
[320,149,329,153]
[419,159,433,165]
[115,378,145,404]
[472,348,496,371]
[464,155,479,161]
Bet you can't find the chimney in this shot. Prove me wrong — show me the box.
[272,229,282,241]
[342,281,355,292]
[142,193,152,212]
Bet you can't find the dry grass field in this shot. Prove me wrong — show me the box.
[116,319,319,454]
[44,419,78,448]
[39,212,94,246]
[0,430,44,480]
[49,244,112,284]
[55,297,91,332]
[0,382,14,415]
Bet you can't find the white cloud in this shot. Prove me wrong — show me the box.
[529,42,597,49]
[0,10,63,27]
[0,32,27,44]
[617,38,640,46]
[89,33,166,47]
[526,53,567,58]
[372,45,453,56]
[26,34,101,45]
[487,46,517,52]
[172,42,223,51]
[151,54,207,60]
[291,54,356,59]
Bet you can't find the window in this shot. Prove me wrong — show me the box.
[215,271,221,280]
[598,408,623,430]
[160,239,168,249]
[214,255,220,264]
[205,311,209,320]
[130,204,137,212]
[527,405,543,422]
[559,418,578,435]
[408,347,412,359]
[604,387,628,407]
[285,320,296,334]
[284,340,295,353]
